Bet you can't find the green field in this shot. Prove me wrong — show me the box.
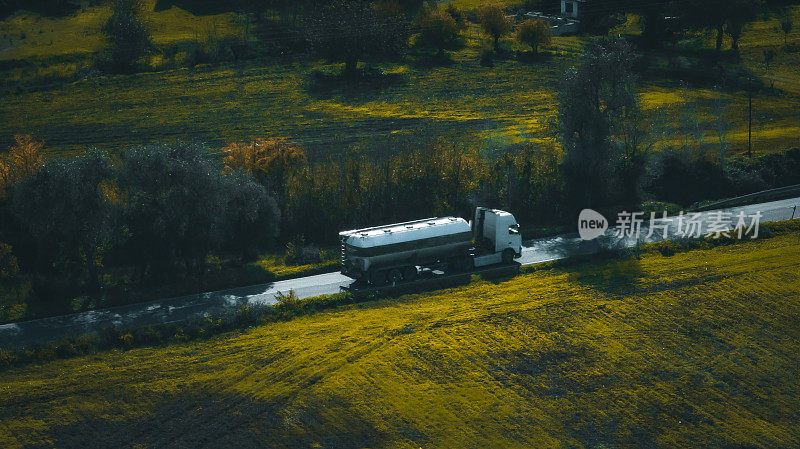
[1,3,799,158]
[2,224,799,448]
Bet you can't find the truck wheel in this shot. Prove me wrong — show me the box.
[502,248,515,264]
[403,266,418,281]
[388,269,403,285]
[370,269,387,285]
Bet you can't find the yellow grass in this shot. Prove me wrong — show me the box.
[0,0,242,61]
[249,253,337,279]
[1,226,799,447]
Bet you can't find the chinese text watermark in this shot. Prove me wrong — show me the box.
[578,209,762,241]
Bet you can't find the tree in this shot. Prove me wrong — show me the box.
[117,143,280,281]
[762,48,776,90]
[0,134,45,200]
[515,18,551,55]
[308,0,409,77]
[680,0,761,53]
[116,143,229,280]
[683,0,728,52]
[779,12,793,45]
[640,8,671,48]
[726,18,745,54]
[477,5,512,52]
[222,137,306,207]
[724,1,762,55]
[222,171,280,262]
[418,7,459,56]
[558,38,638,210]
[444,3,466,29]
[101,0,151,72]
[12,150,116,294]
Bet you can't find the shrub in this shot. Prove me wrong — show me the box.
[645,151,730,207]
[639,201,683,216]
[0,134,46,199]
[0,348,15,369]
[652,241,678,257]
[0,243,19,280]
[285,235,321,265]
[222,137,306,203]
[117,332,132,348]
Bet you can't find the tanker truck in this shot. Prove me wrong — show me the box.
[339,207,522,285]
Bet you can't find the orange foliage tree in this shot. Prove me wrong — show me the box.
[222,138,307,205]
[0,134,46,199]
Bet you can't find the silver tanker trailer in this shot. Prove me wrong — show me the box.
[339,207,522,285]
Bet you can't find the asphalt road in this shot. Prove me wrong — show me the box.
[1,197,798,347]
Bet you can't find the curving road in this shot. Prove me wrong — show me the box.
[1,197,798,347]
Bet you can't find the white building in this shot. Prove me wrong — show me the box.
[560,0,584,19]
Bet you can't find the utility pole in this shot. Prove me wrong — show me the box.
[748,76,753,157]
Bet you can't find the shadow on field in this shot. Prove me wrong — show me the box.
[47,392,409,449]
[307,68,406,99]
[516,51,553,64]
[560,258,646,295]
[410,53,455,68]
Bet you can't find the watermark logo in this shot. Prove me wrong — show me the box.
[578,209,608,240]
[578,209,763,241]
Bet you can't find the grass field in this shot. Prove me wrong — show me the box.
[1,224,798,448]
[1,3,798,159]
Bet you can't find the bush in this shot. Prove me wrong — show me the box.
[652,240,678,256]
[0,134,46,199]
[0,242,19,280]
[0,348,15,369]
[285,235,322,265]
[645,151,731,207]
[645,149,800,208]
[222,137,306,204]
[639,201,683,216]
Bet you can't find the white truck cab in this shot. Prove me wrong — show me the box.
[471,207,522,265]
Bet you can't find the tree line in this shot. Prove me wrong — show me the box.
[0,141,279,303]
[21,0,791,78]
